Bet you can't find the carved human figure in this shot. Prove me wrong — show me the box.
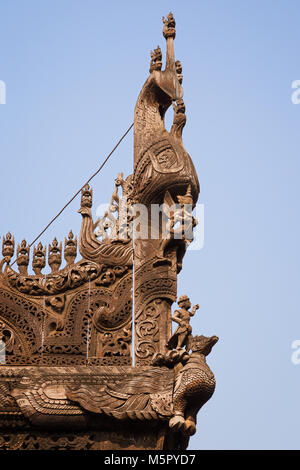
[167,295,199,351]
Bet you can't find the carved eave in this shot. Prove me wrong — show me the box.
[0,260,131,299]
[0,364,194,449]
[0,366,174,427]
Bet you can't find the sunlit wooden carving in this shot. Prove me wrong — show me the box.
[0,13,217,450]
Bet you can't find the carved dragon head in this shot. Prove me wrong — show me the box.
[191,335,219,356]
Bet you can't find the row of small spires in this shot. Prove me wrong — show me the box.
[2,231,78,276]
[0,181,94,276]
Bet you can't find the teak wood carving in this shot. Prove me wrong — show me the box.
[0,13,217,450]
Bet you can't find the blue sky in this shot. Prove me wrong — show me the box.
[0,0,300,449]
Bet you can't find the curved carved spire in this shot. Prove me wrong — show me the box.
[133,13,199,206]
[78,184,133,266]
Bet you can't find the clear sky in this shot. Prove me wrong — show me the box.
[0,0,299,450]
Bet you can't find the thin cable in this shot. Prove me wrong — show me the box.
[132,235,135,367]
[86,278,91,364]
[41,275,46,358]
[10,123,134,266]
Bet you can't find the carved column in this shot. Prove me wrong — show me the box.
[134,241,177,365]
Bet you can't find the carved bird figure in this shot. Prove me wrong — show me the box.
[169,335,218,436]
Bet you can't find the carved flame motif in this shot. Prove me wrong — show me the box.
[64,231,77,265]
[2,233,14,261]
[32,242,46,275]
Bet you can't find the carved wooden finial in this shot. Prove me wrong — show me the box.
[16,239,30,275]
[175,60,183,84]
[64,230,77,265]
[162,12,176,39]
[81,184,93,208]
[161,12,178,76]
[150,46,162,73]
[32,242,46,275]
[2,232,15,262]
[48,237,62,272]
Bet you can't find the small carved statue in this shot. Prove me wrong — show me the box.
[167,295,199,351]
[157,186,197,266]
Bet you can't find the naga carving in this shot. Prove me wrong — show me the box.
[0,13,217,451]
